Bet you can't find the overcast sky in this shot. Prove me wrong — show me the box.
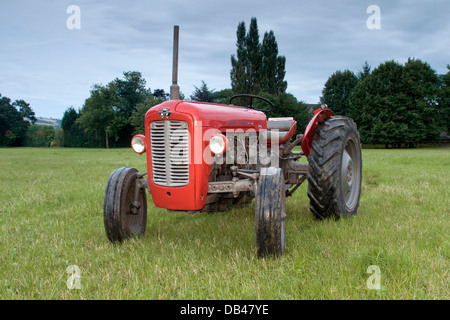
[0,0,449,119]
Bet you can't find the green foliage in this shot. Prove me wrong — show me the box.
[189,81,216,102]
[61,107,85,147]
[25,124,55,147]
[0,94,36,146]
[438,65,450,133]
[357,61,372,81]
[52,128,64,147]
[77,83,117,148]
[130,96,166,134]
[261,31,288,95]
[76,71,152,148]
[348,59,444,147]
[252,92,312,132]
[230,21,248,94]
[213,89,234,105]
[114,71,151,118]
[152,89,169,100]
[231,18,287,96]
[320,70,359,116]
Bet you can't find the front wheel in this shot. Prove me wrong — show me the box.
[307,116,362,219]
[103,167,147,242]
[255,167,287,257]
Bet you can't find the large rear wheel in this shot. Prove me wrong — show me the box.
[307,116,362,219]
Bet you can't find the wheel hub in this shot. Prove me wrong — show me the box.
[342,150,353,195]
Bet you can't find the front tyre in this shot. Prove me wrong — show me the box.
[307,116,362,219]
[103,167,147,242]
[255,167,287,257]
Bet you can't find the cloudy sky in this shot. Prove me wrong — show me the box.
[0,0,449,119]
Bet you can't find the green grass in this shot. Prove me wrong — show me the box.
[0,147,448,299]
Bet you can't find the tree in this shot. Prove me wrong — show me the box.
[402,58,443,143]
[52,128,64,147]
[246,18,262,94]
[190,81,216,102]
[130,95,165,134]
[77,83,117,148]
[213,88,234,105]
[357,61,372,81]
[61,107,79,132]
[231,21,251,94]
[152,89,169,100]
[348,59,444,147]
[320,70,359,116]
[61,107,86,147]
[261,31,287,95]
[113,71,151,118]
[261,31,277,94]
[230,18,287,96]
[25,124,55,147]
[438,65,450,134]
[275,56,288,95]
[76,71,153,148]
[0,94,36,146]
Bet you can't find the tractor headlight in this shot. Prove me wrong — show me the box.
[131,135,146,154]
[209,134,228,155]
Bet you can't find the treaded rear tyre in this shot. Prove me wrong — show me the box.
[255,167,287,257]
[307,116,362,219]
[104,167,147,242]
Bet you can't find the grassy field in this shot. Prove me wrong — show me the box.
[0,147,448,300]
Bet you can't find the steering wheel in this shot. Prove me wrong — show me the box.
[229,94,274,114]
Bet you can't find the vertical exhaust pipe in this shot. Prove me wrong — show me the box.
[170,25,180,100]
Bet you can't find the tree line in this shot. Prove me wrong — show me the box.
[321,61,450,147]
[0,94,40,147]
[61,71,169,148]
[59,17,311,148]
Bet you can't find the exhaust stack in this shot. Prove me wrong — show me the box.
[170,25,180,100]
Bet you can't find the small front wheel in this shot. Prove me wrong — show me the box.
[103,167,147,242]
[255,167,286,257]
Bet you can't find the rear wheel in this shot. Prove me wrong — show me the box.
[307,116,362,219]
[255,167,286,257]
[103,167,147,242]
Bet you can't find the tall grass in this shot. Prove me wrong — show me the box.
[0,147,448,299]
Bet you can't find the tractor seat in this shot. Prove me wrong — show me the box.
[260,117,296,143]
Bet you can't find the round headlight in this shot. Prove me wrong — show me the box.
[209,134,228,155]
[131,135,146,154]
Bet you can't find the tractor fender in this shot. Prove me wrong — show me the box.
[301,107,335,157]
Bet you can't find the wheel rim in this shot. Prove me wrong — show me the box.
[125,179,145,235]
[281,186,286,252]
[341,137,361,211]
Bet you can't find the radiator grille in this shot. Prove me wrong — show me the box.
[150,120,189,186]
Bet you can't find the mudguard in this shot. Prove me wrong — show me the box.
[301,107,335,157]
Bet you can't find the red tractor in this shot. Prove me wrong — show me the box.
[103,95,362,257]
[103,27,362,257]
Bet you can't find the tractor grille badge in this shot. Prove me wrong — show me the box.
[159,107,172,119]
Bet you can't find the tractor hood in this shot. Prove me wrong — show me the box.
[144,100,268,212]
[146,100,267,131]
